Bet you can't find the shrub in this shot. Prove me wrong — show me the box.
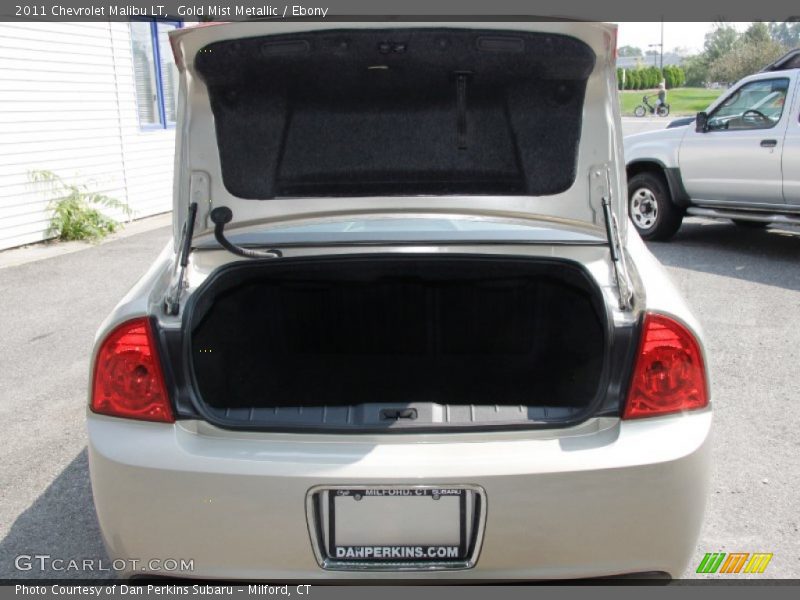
[624,69,634,90]
[647,66,662,88]
[29,170,132,242]
[629,70,641,90]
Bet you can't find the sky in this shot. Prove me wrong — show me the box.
[615,22,751,55]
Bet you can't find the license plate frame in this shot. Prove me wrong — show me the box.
[306,484,487,571]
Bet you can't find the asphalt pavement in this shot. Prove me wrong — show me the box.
[2,117,798,579]
[650,220,800,578]
[0,227,172,580]
[620,115,671,136]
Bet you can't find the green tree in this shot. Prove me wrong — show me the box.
[663,66,675,89]
[618,45,643,57]
[708,22,788,84]
[629,69,640,90]
[675,66,686,88]
[637,68,647,88]
[674,24,739,88]
[643,67,653,88]
[625,69,634,90]
[670,46,693,58]
[708,39,787,84]
[768,21,800,47]
[682,54,709,87]
[651,66,664,87]
[743,22,771,45]
[703,23,740,65]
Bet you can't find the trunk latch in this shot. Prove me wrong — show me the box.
[380,408,418,421]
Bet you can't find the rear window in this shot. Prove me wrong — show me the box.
[195,29,595,199]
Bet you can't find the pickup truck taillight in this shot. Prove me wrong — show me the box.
[91,318,174,423]
[623,313,708,419]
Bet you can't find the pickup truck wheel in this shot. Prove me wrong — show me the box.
[628,172,683,241]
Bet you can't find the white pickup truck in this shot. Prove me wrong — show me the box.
[624,50,800,240]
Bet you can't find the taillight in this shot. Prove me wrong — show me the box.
[91,318,174,423]
[623,313,708,419]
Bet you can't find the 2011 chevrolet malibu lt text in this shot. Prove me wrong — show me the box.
[87,21,712,580]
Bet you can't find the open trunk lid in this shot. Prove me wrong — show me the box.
[168,21,626,243]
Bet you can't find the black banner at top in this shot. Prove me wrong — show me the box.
[1,0,800,22]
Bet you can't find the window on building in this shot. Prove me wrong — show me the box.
[130,20,181,129]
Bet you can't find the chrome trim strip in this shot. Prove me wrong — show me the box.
[305,484,487,572]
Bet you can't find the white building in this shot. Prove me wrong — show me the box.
[0,20,182,251]
[616,52,686,70]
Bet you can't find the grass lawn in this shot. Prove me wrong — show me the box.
[619,87,722,116]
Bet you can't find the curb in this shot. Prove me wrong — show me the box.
[0,213,172,270]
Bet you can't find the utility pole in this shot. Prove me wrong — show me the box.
[648,21,665,74]
[648,43,663,68]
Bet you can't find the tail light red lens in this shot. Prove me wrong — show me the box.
[623,313,708,419]
[91,318,174,423]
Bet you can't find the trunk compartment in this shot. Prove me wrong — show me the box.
[185,255,612,431]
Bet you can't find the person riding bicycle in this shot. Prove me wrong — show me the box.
[633,81,670,117]
[653,81,666,113]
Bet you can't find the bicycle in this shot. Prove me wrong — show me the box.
[633,94,670,117]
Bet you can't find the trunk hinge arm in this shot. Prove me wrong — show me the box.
[164,202,198,316]
[598,171,634,311]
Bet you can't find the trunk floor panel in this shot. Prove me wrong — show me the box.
[187,255,607,427]
[195,354,601,408]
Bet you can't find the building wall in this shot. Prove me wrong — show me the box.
[616,53,685,70]
[0,22,175,251]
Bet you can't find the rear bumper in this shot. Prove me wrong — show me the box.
[88,411,711,580]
